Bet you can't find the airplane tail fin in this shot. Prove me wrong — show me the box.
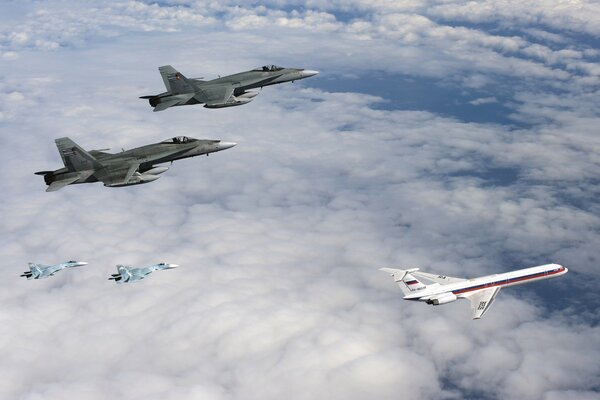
[158,65,195,94]
[21,263,42,279]
[380,267,427,295]
[109,265,130,283]
[54,137,98,172]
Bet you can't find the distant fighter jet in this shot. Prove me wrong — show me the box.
[109,263,178,284]
[380,263,568,319]
[21,260,88,280]
[35,136,236,191]
[140,64,319,111]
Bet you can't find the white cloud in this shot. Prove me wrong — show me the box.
[469,96,498,105]
[0,1,599,400]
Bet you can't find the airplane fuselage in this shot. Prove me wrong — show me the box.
[40,137,235,188]
[145,65,318,110]
[21,261,88,279]
[110,263,178,283]
[404,263,568,301]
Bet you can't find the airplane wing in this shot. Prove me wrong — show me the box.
[463,287,502,319]
[195,84,236,106]
[412,270,466,285]
[94,163,139,187]
[29,263,50,270]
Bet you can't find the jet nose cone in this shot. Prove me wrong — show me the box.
[78,262,88,266]
[218,142,237,151]
[301,69,319,78]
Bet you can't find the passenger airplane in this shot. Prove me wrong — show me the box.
[380,263,568,319]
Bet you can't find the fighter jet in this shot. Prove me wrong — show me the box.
[35,136,236,191]
[380,263,568,319]
[20,260,88,280]
[109,263,178,284]
[140,64,319,111]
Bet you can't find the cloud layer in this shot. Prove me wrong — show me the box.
[1,1,599,399]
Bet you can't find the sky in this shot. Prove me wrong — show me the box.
[0,1,599,399]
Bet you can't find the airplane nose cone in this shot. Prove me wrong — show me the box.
[218,142,237,151]
[79,262,88,266]
[301,69,319,78]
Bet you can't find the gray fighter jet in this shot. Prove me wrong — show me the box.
[35,136,236,191]
[21,260,88,280]
[140,64,319,111]
[109,263,178,284]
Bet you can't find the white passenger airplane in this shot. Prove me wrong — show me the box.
[380,263,568,319]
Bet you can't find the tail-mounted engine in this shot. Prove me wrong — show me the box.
[425,293,457,305]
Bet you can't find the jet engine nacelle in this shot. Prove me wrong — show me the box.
[204,97,253,109]
[425,293,457,305]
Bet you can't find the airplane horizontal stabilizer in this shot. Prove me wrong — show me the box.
[46,175,82,192]
[46,170,95,192]
[153,99,181,112]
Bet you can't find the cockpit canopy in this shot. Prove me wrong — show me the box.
[162,136,196,144]
[67,260,77,263]
[254,65,284,72]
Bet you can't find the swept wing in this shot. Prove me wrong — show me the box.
[195,84,236,106]
[93,162,140,187]
[462,287,502,319]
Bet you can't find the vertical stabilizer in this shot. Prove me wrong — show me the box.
[22,263,43,279]
[54,137,98,172]
[380,268,427,295]
[158,65,195,94]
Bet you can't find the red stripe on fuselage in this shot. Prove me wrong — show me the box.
[452,267,565,295]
